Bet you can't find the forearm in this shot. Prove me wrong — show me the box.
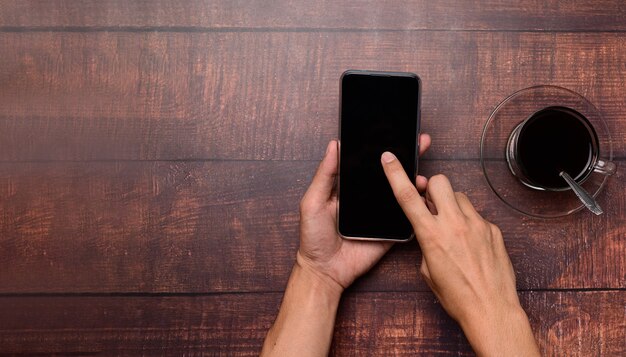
[459,304,540,357]
[261,262,343,357]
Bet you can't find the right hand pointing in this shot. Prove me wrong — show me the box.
[380,151,540,357]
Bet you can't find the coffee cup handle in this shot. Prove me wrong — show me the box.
[594,159,617,176]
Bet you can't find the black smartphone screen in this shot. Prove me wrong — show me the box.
[338,71,420,241]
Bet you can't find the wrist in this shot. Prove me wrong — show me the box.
[295,251,345,299]
[459,304,537,356]
[262,256,343,356]
[457,299,525,329]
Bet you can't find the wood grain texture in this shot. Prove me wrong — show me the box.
[1,31,625,161]
[1,160,624,293]
[0,291,624,355]
[1,0,626,31]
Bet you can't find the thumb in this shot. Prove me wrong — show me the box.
[303,140,338,206]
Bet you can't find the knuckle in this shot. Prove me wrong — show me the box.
[396,186,418,204]
[447,209,467,225]
[419,264,430,279]
[455,192,468,201]
[491,225,506,246]
[509,262,518,284]
[414,228,439,251]
[299,197,306,212]
[477,220,491,236]
[417,223,436,240]
[299,196,314,213]
[489,223,502,237]
[429,174,449,188]
[390,163,407,179]
[485,223,503,245]
[452,222,470,237]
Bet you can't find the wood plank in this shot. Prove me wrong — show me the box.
[1,1,626,31]
[0,291,623,355]
[1,160,624,293]
[0,32,625,161]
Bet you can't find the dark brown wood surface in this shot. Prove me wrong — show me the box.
[2,31,626,161]
[0,292,624,355]
[1,161,624,293]
[0,1,624,355]
[1,0,626,31]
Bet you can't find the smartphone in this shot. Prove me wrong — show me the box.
[337,70,421,242]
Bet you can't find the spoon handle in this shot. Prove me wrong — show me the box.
[560,171,603,215]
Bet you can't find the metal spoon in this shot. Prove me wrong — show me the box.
[559,171,603,215]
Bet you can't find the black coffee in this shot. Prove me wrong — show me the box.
[517,106,597,189]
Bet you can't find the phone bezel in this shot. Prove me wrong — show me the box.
[336,69,421,242]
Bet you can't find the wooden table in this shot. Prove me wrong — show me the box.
[1,1,624,355]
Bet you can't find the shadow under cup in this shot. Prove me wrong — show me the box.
[506,106,616,191]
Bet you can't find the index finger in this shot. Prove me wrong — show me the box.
[381,151,435,234]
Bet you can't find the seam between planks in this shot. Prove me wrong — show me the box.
[0,288,624,298]
[3,26,626,34]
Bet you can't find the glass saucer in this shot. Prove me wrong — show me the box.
[480,85,614,218]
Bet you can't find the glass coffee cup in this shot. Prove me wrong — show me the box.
[481,85,617,218]
[505,106,616,192]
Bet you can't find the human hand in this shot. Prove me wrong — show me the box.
[296,134,431,294]
[380,154,539,356]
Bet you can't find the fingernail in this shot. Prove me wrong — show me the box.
[325,141,333,155]
[381,151,396,163]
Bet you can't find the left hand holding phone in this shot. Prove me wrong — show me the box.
[297,134,432,292]
[261,135,430,357]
